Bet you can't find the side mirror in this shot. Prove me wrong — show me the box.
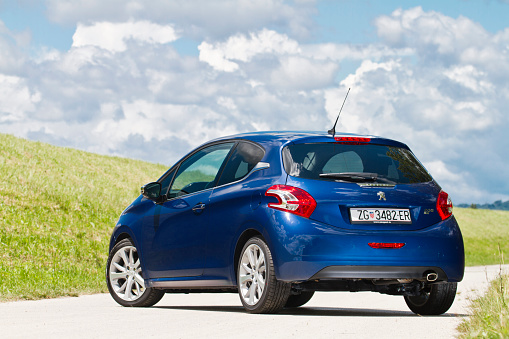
[141,182,162,201]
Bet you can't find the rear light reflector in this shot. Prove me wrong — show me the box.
[265,185,316,218]
[436,190,453,220]
[368,243,405,249]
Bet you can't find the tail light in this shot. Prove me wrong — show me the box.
[334,136,371,145]
[334,136,371,143]
[265,185,316,218]
[437,190,453,220]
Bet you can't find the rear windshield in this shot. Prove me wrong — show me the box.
[282,143,432,184]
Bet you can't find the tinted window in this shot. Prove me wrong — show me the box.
[282,143,431,184]
[322,151,363,173]
[217,141,265,186]
[168,142,234,198]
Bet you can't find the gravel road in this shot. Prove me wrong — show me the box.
[2,265,508,338]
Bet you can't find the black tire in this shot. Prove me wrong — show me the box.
[106,238,164,307]
[285,291,315,308]
[237,237,291,314]
[404,282,457,315]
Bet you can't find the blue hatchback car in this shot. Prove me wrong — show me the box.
[106,131,464,314]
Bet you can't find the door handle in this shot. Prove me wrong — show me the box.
[192,202,206,214]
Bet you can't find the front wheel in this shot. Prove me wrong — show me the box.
[237,237,290,313]
[404,282,457,315]
[106,238,164,307]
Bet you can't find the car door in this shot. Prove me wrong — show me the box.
[205,141,266,280]
[143,142,235,279]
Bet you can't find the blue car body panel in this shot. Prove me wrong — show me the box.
[263,211,464,282]
[109,131,465,290]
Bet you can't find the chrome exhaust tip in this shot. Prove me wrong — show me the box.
[426,272,438,282]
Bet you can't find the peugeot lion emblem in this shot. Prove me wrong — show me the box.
[377,191,386,201]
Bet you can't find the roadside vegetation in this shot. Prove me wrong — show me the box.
[0,133,508,307]
[458,270,509,337]
[454,207,509,336]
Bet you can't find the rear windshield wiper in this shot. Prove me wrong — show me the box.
[319,172,378,183]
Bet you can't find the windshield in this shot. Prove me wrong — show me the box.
[282,143,432,184]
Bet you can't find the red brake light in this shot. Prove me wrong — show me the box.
[437,190,453,220]
[265,185,316,218]
[334,136,371,144]
[368,243,405,249]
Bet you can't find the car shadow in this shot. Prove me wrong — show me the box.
[153,305,467,317]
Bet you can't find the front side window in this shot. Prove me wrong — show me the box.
[159,168,176,196]
[282,143,432,184]
[168,142,234,198]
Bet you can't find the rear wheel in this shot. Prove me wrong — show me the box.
[404,282,457,315]
[237,237,291,313]
[285,291,315,308]
[106,238,164,307]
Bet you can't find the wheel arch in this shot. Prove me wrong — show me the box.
[109,225,138,252]
[233,228,265,285]
[115,232,132,245]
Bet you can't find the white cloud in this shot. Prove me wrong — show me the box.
[217,97,237,110]
[45,0,316,40]
[424,161,492,204]
[425,160,463,183]
[198,29,338,90]
[198,42,240,72]
[443,65,493,94]
[270,56,338,90]
[301,43,413,61]
[375,7,490,55]
[92,100,242,148]
[198,29,301,72]
[72,21,179,52]
[0,75,41,123]
[0,21,28,73]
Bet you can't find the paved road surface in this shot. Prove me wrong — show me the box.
[2,265,508,338]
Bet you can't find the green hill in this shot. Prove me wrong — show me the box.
[0,133,166,301]
[0,133,508,301]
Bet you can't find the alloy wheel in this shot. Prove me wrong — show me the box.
[108,245,145,301]
[239,243,266,305]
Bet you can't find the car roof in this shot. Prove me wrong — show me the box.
[207,131,409,149]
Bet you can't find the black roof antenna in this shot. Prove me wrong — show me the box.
[328,87,350,137]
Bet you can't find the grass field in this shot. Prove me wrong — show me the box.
[456,208,509,266]
[0,133,167,301]
[1,133,508,302]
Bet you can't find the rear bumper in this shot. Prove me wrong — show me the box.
[265,212,465,283]
[310,265,447,281]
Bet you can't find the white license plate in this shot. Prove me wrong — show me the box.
[350,208,412,224]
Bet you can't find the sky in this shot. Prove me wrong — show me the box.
[0,0,508,204]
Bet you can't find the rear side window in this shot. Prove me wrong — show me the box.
[217,141,265,186]
[282,143,432,184]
